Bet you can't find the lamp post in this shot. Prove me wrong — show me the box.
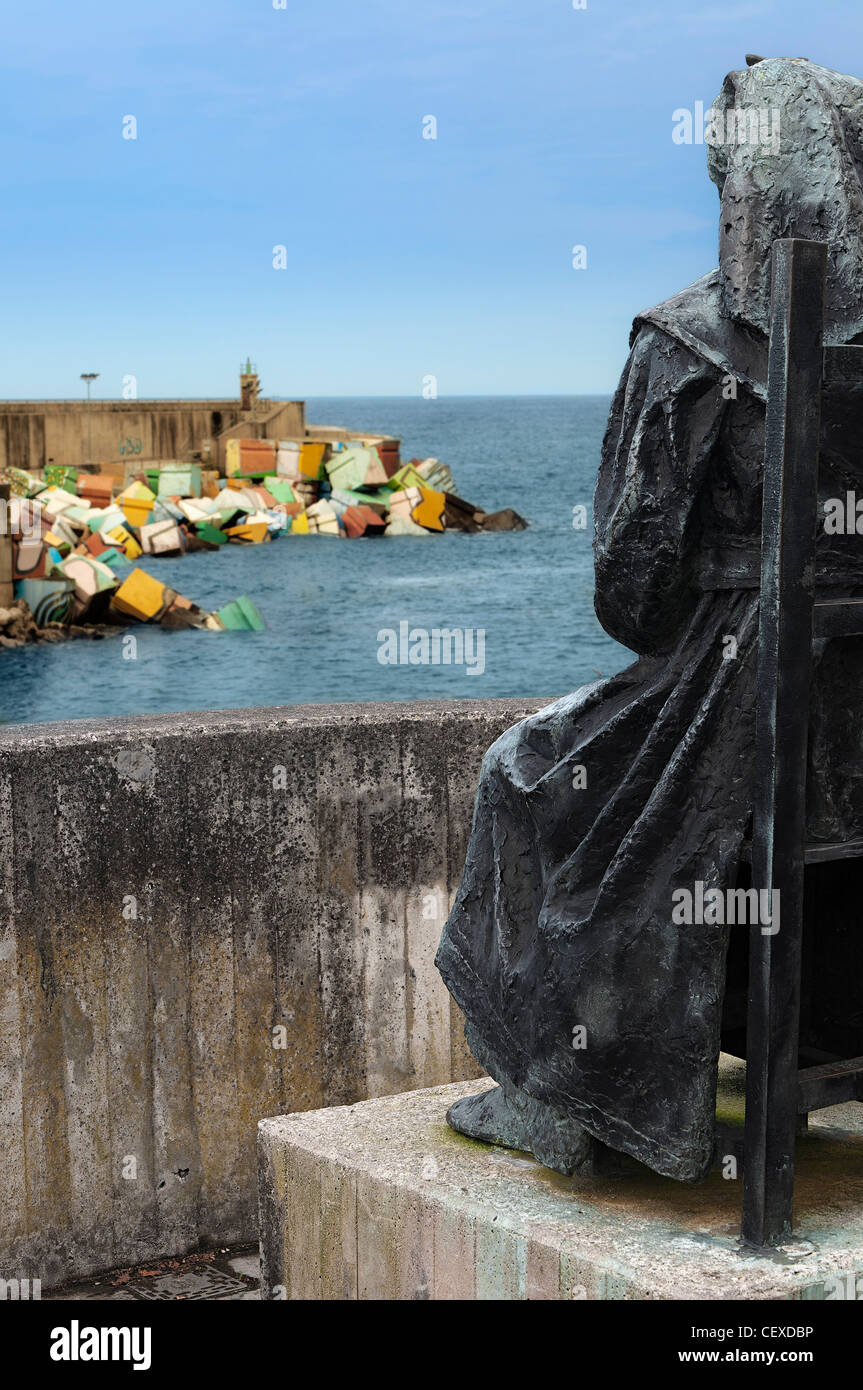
[80,373,99,470]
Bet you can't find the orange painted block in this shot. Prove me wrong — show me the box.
[84,531,112,558]
[78,474,115,505]
[225,522,270,544]
[342,505,387,538]
[298,442,327,479]
[237,440,276,476]
[251,486,278,508]
[411,487,446,532]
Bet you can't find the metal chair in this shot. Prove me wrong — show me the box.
[723,237,863,1246]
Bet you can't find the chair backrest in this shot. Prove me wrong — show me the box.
[743,237,827,1247]
[743,238,863,1244]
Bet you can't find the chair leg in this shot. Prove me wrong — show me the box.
[741,896,805,1245]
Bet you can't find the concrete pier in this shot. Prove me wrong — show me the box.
[0,394,305,474]
[257,1068,863,1300]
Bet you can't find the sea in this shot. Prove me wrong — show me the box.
[0,396,635,726]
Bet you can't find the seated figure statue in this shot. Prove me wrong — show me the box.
[436,56,863,1183]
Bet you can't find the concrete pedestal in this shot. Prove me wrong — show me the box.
[258,1066,863,1300]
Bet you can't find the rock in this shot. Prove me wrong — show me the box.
[481,508,528,532]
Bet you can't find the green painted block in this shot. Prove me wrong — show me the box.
[263,480,297,504]
[216,596,266,631]
[325,448,379,492]
[154,498,184,521]
[195,522,228,546]
[331,487,391,509]
[15,577,75,625]
[44,465,79,490]
[158,464,202,498]
[236,596,266,631]
[101,550,134,576]
[88,505,126,532]
[386,464,426,492]
[2,466,36,497]
[215,601,246,631]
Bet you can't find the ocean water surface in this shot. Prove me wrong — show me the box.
[1,395,634,725]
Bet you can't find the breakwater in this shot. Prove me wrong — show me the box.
[0,436,525,648]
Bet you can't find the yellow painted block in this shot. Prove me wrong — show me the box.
[121,501,153,529]
[225,439,242,477]
[291,512,309,534]
[299,442,326,479]
[411,486,446,532]
[111,567,168,621]
[225,522,270,544]
[107,525,142,559]
[117,481,156,504]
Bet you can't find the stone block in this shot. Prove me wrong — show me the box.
[258,1069,863,1300]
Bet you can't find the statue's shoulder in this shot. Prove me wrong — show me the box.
[630,270,767,400]
[631,270,723,348]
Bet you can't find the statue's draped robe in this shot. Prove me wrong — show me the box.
[436,269,863,1182]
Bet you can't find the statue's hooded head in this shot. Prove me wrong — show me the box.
[707,57,863,344]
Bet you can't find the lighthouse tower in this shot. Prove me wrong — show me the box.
[239,358,261,414]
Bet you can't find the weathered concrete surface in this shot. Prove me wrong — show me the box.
[258,1065,863,1300]
[0,698,547,1286]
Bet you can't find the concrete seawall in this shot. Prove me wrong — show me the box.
[0,397,306,473]
[0,697,547,1285]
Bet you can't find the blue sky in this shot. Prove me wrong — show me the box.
[1,0,861,398]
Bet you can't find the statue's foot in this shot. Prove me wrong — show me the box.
[446,1085,532,1151]
[446,1082,598,1177]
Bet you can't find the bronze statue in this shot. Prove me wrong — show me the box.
[436,57,863,1182]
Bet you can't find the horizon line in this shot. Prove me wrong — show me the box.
[0,391,616,404]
